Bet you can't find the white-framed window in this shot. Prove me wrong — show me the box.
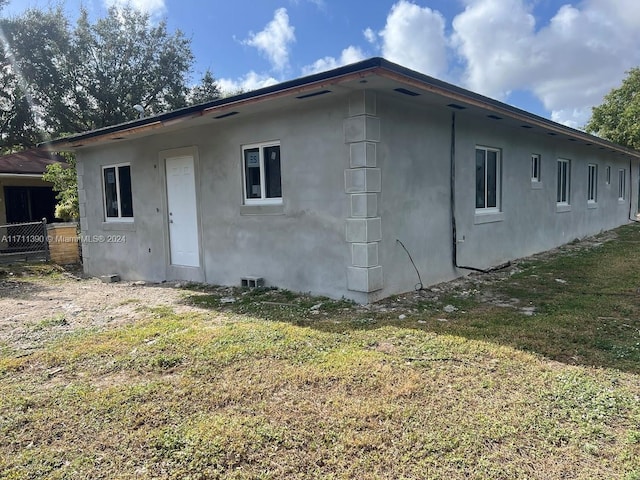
[557,158,570,205]
[475,146,501,212]
[242,141,282,205]
[587,164,597,203]
[531,153,541,182]
[618,169,626,200]
[102,163,133,221]
[605,166,611,185]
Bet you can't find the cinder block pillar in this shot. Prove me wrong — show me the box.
[344,91,383,294]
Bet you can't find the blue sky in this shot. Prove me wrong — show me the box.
[4,0,640,128]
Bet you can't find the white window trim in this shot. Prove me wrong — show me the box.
[618,169,626,201]
[242,141,283,206]
[475,146,501,214]
[557,158,571,206]
[102,162,134,223]
[587,163,597,204]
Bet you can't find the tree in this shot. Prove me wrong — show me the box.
[0,7,70,152]
[42,154,78,221]
[0,5,211,150]
[189,69,221,105]
[67,6,194,131]
[586,68,640,150]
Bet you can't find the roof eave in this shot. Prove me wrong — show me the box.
[374,65,640,159]
[0,173,45,178]
[41,58,385,151]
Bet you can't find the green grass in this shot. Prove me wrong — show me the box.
[32,314,68,331]
[2,225,640,479]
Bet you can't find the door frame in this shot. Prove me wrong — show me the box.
[159,146,205,282]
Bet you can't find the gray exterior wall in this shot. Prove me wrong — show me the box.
[78,96,361,300]
[370,91,637,301]
[76,87,639,303]
[453,115,634,269]
[373,93,457,300]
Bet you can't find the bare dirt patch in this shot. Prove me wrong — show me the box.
[0,268,208,352]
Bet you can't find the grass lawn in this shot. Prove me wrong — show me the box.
[1,225,640,479]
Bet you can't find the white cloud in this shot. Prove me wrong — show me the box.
[451,0,535,99]
[243,8,296,72]
[302,46,366,75]
[451,0,640,126]
[379,0,448,77]
[363,27,377,45]
[104,0,165,15]
[550,107,593,130]
[218,71,279,95]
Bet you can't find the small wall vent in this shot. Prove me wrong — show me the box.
[296,90,331,99]
[447,103,466,110]
[487,114,502,120]
[214,111,239,119]
[241,276,264,288]
[394,87,420,97]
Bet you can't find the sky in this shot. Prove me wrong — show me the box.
[4,0,640,129]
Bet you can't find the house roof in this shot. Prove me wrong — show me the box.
[0,148,68,175]
[42,57,640,160]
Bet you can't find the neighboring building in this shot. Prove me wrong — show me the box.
[45,58,640,303]
[0,148,67,225]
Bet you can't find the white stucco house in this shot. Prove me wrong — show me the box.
[45,58,640,303]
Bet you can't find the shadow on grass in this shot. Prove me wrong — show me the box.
[0,263,69,301]
[0,278,50,301]
[179,224,640,375]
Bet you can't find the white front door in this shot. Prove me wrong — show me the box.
[166,155,200,267]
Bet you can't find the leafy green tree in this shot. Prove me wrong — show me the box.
[586,68,640,150]
[190,69,221,105]
[0,7,69,152]
[42,154,78,220]
[0,4,215,149]
[67,6,194,131]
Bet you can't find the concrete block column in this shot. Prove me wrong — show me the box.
[344,91,383,294]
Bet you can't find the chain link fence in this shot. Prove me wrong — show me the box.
[0,219,49,263]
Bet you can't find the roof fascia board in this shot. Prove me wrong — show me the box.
[66,120,164,148]
[201,71,371,115]
[0,173,44,178]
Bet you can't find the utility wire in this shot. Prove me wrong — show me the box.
[396,239,424,291]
